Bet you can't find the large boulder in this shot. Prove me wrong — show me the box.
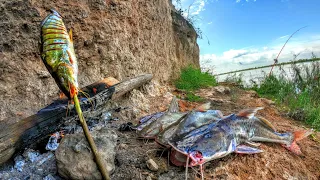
[55,128,117,180]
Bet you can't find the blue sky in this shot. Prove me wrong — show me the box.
[173,0,320,74]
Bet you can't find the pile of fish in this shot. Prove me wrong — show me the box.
[134,96,312,170]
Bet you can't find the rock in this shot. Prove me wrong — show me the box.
[14,155,25,172]
[146,159,159,172]
[146,175,153,180]
[55,128,118,180]
[37,71,51,78]
[259,98,275,105]
[22,149,40,163]
[118,143,128,150]
[213,86,231,94]
[247,90,259,98]
[43,174,56,180]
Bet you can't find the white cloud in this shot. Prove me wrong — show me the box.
[173,0,211,18]
[278,35,290,39]
[200,35,320,74]
[207,21,213,24]
[236,0,257,3]
[191,0,206,15]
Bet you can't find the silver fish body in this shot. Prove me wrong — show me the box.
[156,110,223,147]
[139,96,186,138]
[139,112,186,138]
[136,112,165,131]
[170,108,302,167]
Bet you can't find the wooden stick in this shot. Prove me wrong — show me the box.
[73,95,110,180]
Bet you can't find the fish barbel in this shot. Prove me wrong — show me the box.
[170,107,312,167]
[40,9,78,99]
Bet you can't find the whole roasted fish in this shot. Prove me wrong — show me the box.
[170,107,312,168]
[40,10,78,99]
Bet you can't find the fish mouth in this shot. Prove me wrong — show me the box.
[168,142,204,167]
[189,151,205,166]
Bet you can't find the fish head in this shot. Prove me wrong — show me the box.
[56,64,78,98]
[187,134,216,166]
[187,130,231,167]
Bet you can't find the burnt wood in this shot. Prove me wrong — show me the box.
[0,74,153,165]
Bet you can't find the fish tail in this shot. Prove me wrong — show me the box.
[284,130,313,155]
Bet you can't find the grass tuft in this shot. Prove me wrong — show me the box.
[175,65,218,91]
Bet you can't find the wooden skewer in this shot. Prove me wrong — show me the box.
[73,95,110,180]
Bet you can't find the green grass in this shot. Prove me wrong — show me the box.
[185,92,204,102]
[247,62,320,130]
[175,65,217,102]
[175,65,218,91]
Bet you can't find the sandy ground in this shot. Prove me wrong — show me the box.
[111,85,320,180]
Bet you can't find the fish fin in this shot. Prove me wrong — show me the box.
[284,130,313,155]
[195,102,211,112]
[245,141,261,147]
[69,29,73,42]
[237,107,264,119]
[168,96,179,113]
[216,110,224,118]
[257,116,276,131]
[235,145,263,154]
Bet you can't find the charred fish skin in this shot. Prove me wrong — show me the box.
[40,9,78,99]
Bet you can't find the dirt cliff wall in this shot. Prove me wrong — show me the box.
[0,0,199,122]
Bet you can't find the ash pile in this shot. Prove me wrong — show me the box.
[0,99,126,179]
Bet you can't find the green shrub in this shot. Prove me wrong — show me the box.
[175,66,217,91]
[249,62,320,130]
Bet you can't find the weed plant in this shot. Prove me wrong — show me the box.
[175,65,217,102]
[251,62,320,130]
[175,65,217,91]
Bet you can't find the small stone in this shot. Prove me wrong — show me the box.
[259,98,275,105]
[146,159,159,172]
[146,176,152,180]
[169,171,175,177]
[43,174,56,180]
[213,86,231,94]
[247,90,259,98]
[119,143,128,150]
[22,149,40,162]
[37,71,51,78]
[14,155,25,172]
